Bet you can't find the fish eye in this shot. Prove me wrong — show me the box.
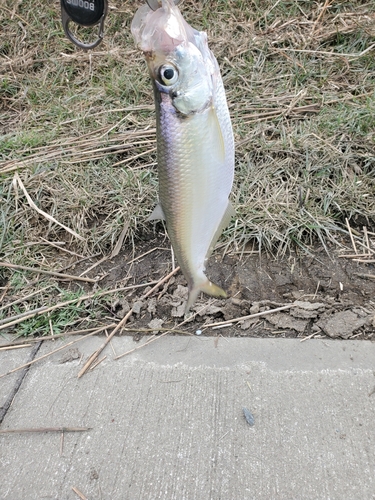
[159,64,178,86]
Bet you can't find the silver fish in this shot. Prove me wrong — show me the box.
[131,0,234,310]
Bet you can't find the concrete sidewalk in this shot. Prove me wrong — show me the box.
[1,335,375,500]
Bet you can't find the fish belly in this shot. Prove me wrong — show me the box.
[154,79,234,308]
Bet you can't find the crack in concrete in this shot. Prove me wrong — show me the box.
[0,341,43,425]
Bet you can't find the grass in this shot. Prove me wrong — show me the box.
[1,0,375,334]
[9,290,85,337]
[0,280,87,337]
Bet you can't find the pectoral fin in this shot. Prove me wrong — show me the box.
[147,203,166,221]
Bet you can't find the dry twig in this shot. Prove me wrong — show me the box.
[0,280,159,331]
[355,273,375,280]
[78,266,182,374]
[345,218,358,254]
[142,267,180,299]
[72,487,89,500]
[0,326,112,348]
[203,304,294,329]
[0,286,51,313]
[0,326,113,379]
[0,344,32,351]
[77,311,132,378]
[14,173,84,241]
[0,261,98,283]
[0,427,90,434]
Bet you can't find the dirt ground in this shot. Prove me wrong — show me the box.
[75,231,375,341]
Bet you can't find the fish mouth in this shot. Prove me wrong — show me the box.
[131,0,216,115]
[131,0,198,57]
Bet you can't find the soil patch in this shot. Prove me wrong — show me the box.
[76,234,375,341]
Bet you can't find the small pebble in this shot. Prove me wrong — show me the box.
[243,407,255,426]
[195,329,202,336]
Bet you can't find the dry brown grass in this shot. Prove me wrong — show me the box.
[1,0,375,332]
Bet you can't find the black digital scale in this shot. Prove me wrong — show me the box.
[60,0,182,50]
[60,0,108,49]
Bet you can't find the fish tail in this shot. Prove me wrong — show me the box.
[186,279,227,312]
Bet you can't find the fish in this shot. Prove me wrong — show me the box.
[131,0,235,311]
